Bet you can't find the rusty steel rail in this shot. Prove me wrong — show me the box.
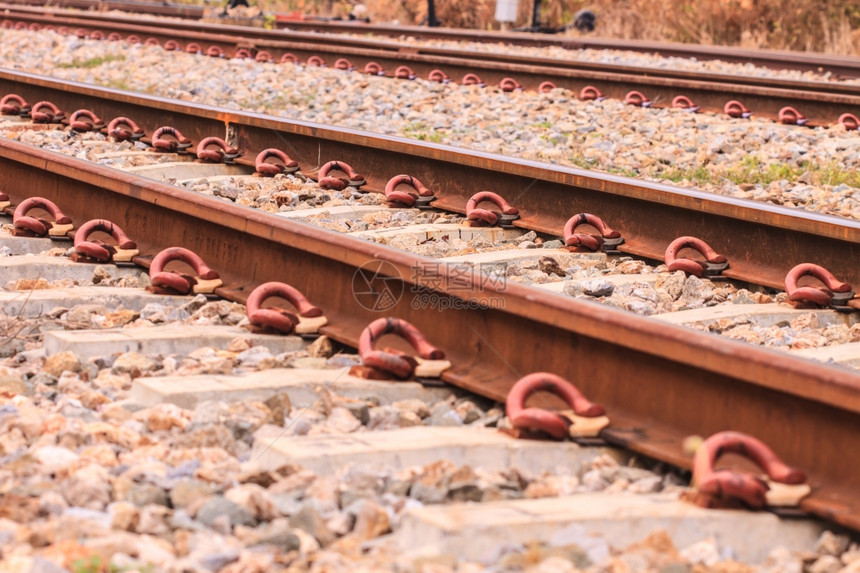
[3,6,860,125]
[1,69,857,289]
[6,0,860,80]
[271,22,860,80]
[0,70,858,530]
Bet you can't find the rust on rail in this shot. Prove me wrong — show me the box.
[0,135,858,531]
[0,69,857,291]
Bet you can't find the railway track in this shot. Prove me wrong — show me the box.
[0,65,858,550]
[3,5,860,126]
[6,0,860,82]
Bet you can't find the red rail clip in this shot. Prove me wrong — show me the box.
[724,100,751,119]
[148,247,222,295]
[151,126,192,152]
[353,317,448,380]
[255,149,300,176]
[579,86,604,101]
[207,45,225,58]
[665,236,728,277]
[428,69,449,83]
[784,263,856,311]
[69,109,105,132]
[364,61,385,76]
[538,81,557,93]
[672,95,699,112]
[246,281,326,335]
[384,174,436,208]
[280,53,299,64]
[233,48,252,59]
[163,39,180,51]
[394,65,416,80]
[624,90,651,108]
[108,117,145,142]
[0,94,30,116]
[499,77,522,92]
[334,58,354,71]
[506,372,607,440]
[778,106,807,126]
[254,50,272,63]
[462,73,486,87]
[73,219,138,263]
[196,137,239,163]
[563,213,624,252]
[12,197,73,238]
[30,101,64,124]
[466,191,519,227]
[691,431,808,509]
[317,160,366,189]
[838,113,860,130]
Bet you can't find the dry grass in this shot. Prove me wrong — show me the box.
[263,0,860,54]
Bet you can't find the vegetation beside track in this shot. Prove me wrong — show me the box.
[266,0,860,54]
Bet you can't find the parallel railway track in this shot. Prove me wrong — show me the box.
[6,0,860,81]
[0,69,858,533]
[2,5,860,125]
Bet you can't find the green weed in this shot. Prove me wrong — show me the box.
[57,54,125,69]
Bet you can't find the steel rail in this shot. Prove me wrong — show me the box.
[272,23,860,80]
[2,125,860,532]
[3,7,860,125]
[0,70,858,528]
[5,0,860,78]
[0,68,857,288]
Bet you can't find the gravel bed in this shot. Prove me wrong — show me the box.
[180,174,386,213]
[0,29,858,221]
[688,306,860,350]
[1,123,171,168]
